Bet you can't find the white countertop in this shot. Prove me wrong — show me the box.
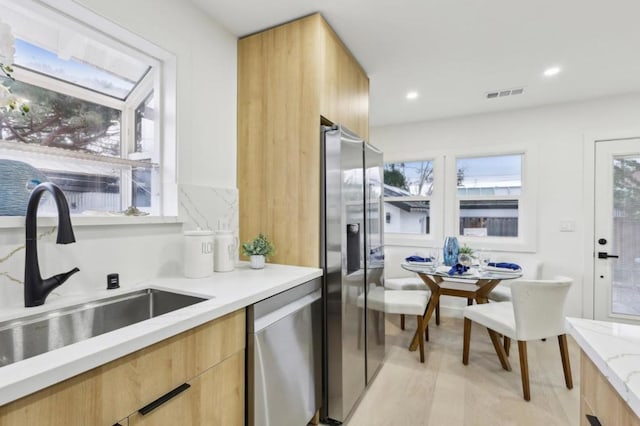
[0,262,322,406]
[566,317,640,418]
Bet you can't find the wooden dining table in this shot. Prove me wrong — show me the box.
[401,263,523,370]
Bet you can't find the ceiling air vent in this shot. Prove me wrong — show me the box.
[485,87,525,99]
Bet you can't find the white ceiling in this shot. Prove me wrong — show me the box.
[190,0,640,127]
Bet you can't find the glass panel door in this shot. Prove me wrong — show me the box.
[594,138,640,322]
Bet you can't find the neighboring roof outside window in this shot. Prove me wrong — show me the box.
[383,184,430,213]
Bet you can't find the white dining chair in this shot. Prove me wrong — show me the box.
[462,276,573,401]
[357,287,432,362]
[384,276,440,330]
[383,248,441,328]
[488,260,543,302]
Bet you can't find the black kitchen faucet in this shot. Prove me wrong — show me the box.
[24,182,79,307]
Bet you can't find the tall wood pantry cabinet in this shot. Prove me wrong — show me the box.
[237,13,369,267]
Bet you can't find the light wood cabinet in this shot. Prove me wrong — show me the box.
[238,13,369,267]
[580,350,640,425]
[0,309,245,426]
[128,351,244,426]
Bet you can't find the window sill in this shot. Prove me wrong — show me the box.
[0,215,182,229]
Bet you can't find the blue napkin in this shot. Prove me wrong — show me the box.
[448,263,469,275]
[488,262,521,270]
[405,255,432,263]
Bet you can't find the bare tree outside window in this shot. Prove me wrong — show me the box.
[384,161,433,196]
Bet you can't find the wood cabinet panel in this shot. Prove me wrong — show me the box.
[580,350,640,426]
[238,14,322,268]
[0,309,245,426]
[238,13,369,268]
[128,351,244,426]
[319,18,369,140]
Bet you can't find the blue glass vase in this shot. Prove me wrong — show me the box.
[443,236,459,266]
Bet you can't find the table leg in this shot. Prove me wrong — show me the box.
[410,291,440,352]
[474,279,501,304]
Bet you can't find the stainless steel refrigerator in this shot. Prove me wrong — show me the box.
[321,125,385,423]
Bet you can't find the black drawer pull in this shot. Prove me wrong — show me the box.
[138,383,191,415]
[586,414,602,426]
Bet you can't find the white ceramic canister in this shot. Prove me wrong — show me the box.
[214,229,236,272]
[183,229,214,278]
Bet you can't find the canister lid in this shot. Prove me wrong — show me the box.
[184,229,213,236]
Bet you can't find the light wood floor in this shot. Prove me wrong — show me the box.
[341,314,580,426]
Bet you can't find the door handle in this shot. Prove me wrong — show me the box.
[597,252,619,259]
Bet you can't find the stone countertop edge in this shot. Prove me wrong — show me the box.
[0,262,323,406]
[566,317,640,418]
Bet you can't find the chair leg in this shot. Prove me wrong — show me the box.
[416,315,425,363]
[425,324,429,342]
[463,318,471,365]
[504,336,511,356]
[518,340,530,401]
[410,292,439,352]
[435,301,440,325]
[487,329,512,371]
[558,334,573,389]
[401,314,405,330]
[467,298,473,306]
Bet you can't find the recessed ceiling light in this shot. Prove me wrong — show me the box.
[543,66,561,77]
[406,91,418,100]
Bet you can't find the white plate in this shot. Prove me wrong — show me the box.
[485,266,522,274]
[406,260,433,266]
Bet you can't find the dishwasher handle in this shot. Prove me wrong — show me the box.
[253,289,321,333]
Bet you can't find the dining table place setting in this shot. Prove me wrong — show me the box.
[404,255,433,266]
[484,262,522,274]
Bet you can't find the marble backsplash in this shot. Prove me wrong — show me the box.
[0,184,238,308]
[179,184,238,236]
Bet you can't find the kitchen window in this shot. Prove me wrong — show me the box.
[383,160,434,235]
[0,0,176,220]
[456,154,522,238]
[385,148,536,252]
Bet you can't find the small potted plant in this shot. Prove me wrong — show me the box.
[457,244,474,267]
[242,233,275,269]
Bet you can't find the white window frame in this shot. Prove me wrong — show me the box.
[384,144,537,253]
[445,145,538,253]
[384,156,445,247]
[0,0,177,227]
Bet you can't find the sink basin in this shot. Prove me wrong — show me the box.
[0,289,208,367]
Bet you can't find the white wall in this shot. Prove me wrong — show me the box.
[76,0,238,188]
[372,93,640,317]
[0,1,238,308]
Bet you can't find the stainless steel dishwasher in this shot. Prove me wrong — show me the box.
[247,277,322,426]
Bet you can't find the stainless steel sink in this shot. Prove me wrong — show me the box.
[0,289,207,367]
